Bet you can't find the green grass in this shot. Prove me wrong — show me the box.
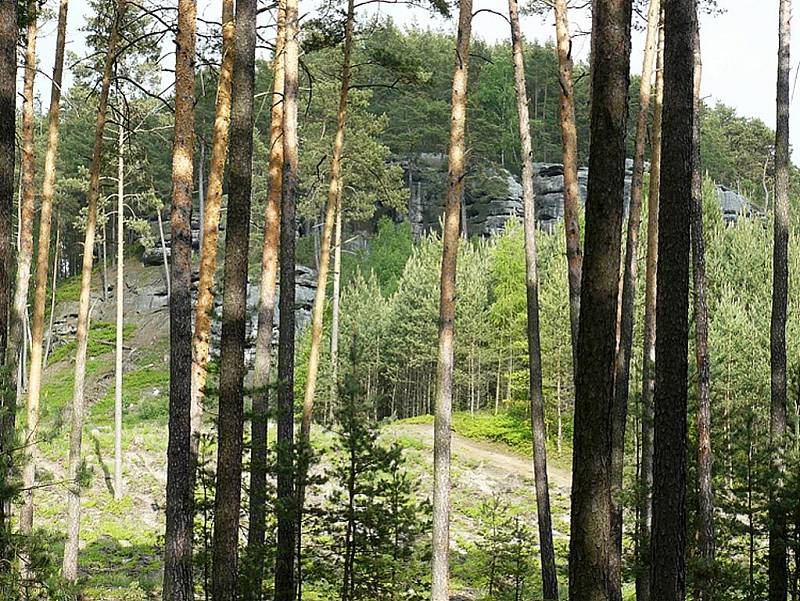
[48,321,136,366]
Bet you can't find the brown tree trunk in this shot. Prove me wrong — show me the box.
[568,0,632,599]
[245,2,285,594]
[432,2,472,598]
[553,0,583,377]
[769,1,791,599]
[114,117,125,500]
[636,13,664,601]
[190,0,234,435]
[609,0,660,597]
[274,0,299,597]
[690,21,715,601]
[63,0,125,581]
[649,0,695,598]
[509,0,558,597]
[161,0,196,594]
[211,0,257,592]
[16,0,39,534]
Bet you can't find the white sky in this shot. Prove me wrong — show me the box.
[31,0,800,160]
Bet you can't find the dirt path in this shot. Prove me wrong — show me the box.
[388,422,572,490]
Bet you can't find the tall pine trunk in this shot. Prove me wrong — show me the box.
[691,21,715,599]
[509,0,558,597]
[609,1,660,596]
[114,117,125,500]
[210,0,257,593]
[16,0,39,533]
[432,2,472,598]
[63,0,125,581]
[568,0,632,599]
[636,13,664,601]
[769,1,791,599]
[649,0,695,598]
[329,195,343,418]
[274,0,300,596]
[190,0,234,435]
[162,0,196,594]
[245,1,285,593]
[553,0,582,376]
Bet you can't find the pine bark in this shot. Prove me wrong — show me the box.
[691,21,715,600]
[274,0,300,597]
[609,1,660,597]
[553,0,583,377]
[16,0,39,534]
[63,0,125,581]
[114,118,125,500]
[649,0,696,598]
[245,2,285,594]
[769,1,791,599]
[568,0,632,599]
[161,0,196,594]
[432,2,472,598]
[210,0,257,592]
[636,14,664,601]
[509,0,558,597]
[190,0,234,434]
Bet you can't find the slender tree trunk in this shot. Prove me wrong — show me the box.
[770,1,791,599]
[157,208,171,297]
[245,2,285,594]
[432,2,472,598]
[44,225,61,367]
[191,0,234,437]
[568,1,632,599]
[636,13,664,601]
[15,0,39,534]
[509,0,558,597]
[114,118,125,500]
[274,0,299,596]
[609,1,660,597]
[649,0,696,599]
[63,0,124,581]
[329,194,343,411]
[690,22,715,600]
[161,0,196,593]
[554,0,583,377]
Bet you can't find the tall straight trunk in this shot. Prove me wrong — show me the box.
[636,14,664,601]
[63,0,124,581]
[0,0,17,546]
[157,209,171,297]
[245,2,285,594]
[161,0,196,593]
[509,0,558,597]
[114,118,125,500]
[432,2,472,598]
[649,0,695,599]
[568,0,632,599]
[610,0,660,596]
[770,1,791,599]
[329,194,343,413]
[44,225,60,367]
[553,0,583,376]
[15,0,39,534]
[191,0,234,434]
[274,0,299,597]
[210,0,257,593]
[690,22,714,600]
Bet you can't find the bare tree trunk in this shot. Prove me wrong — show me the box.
[609,1,660,597]
[157,208,171,297]
[554,0,583,377]
[770,1,791,600]
[15,0,39,534]
[649,0,696,598]
[274,0,299,596]
[329,193,343,411]
[44,226,61,367]
[210,0,257,592]
[114,118,125,500]
[161,0,196,593]
[63,0,124,581]
[245,2,285,594]
[432,2,472,598]
[636,13,664,601]
[509,0,558,597]
[690,21,715,601]
[191,0,234,436]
